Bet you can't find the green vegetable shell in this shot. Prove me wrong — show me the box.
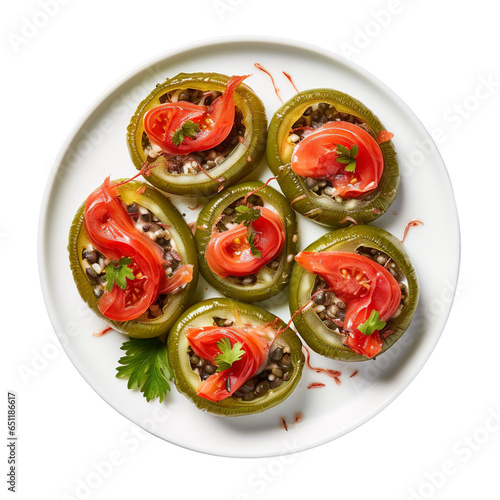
[67,181,199,339]
[168,298,305,417]
[127,72,268,197]
[289,225,419,361]
[195,181,298,302]
[266,88,400,228]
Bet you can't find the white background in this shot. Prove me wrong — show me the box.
[2,1,499,499]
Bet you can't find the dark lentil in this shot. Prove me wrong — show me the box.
[280,354,291,367]
[86,266,99,280]
[84,250,97,265]
[270,346,284,361]
[254,380,270,397]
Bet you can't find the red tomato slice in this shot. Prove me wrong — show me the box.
[186,325,278,402]
[205,207,286,278]
[144,75,248,155]
[346,329,383,358]
[84,178,192,321]
[295,251,401,357]
[291,121,384,198]
[160,265,194,295]
[376,130,394,144]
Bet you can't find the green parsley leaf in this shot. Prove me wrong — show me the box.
[358,310,386,336]
[247,227,262,258]
[116,337,174,403]
[345,161,357,172]
[234,205,262,258]
[335,157,354,165]
[172,120,200,146]
[172,129,184,146]
[104,257,135,291]
[336,144,351,156]
[335,143,359,172]
[214,337,245,372]
[234,204,262,226]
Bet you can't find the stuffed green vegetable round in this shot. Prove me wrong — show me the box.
[68,179,199,338]
[127,72,267,197]
[266,89,399,227]
[195,181,298,302]
[168,298,304,416]
[289,225,418,361]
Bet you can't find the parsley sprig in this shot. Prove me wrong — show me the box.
[214,337,245,372]
[234,205,262,225]
[104,257,135,291]
[247,229,262,258]
[335,143,359,172]
[172,120,200,146]
[116,337,174,402]
[358,310,386,336]
[234,205,262,258]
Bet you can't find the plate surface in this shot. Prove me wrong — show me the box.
[39,37,460,457]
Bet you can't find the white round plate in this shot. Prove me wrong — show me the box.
[39,37,460,457]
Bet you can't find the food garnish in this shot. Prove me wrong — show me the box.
[215,337,245,372]
[357,310,386,336]
[116,337,174,402]
[172,120,201,146]
[104,257,135,291]
[334,143,359,172]
[234,204,262,225]
[247,228,262,258]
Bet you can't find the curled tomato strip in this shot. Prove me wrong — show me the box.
[186,325,277,402]
[144,75,249,155]
[160,265,194,295]
[295,251,401,358]
[291,121,384,198]
[376,130,394,145]
[84,178,192,321]
[205,207,286,278]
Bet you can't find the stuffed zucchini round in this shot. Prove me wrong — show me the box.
[168,298,304,416]
[68,179,199,338]
[195,181,297,302]
[127,72,268,197]
[266,89,399,228]
[289,225,418,361]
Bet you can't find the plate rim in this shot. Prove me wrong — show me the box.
[37,35,461,458]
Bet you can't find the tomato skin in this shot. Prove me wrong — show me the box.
[291,121,384,198]
[186,325,277,402]
[346,329,383,358]
[205,207,286,278]
[84,178,192,322]
[294,251,401,357]
[144,75,248,155]
[160,265,194,295]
